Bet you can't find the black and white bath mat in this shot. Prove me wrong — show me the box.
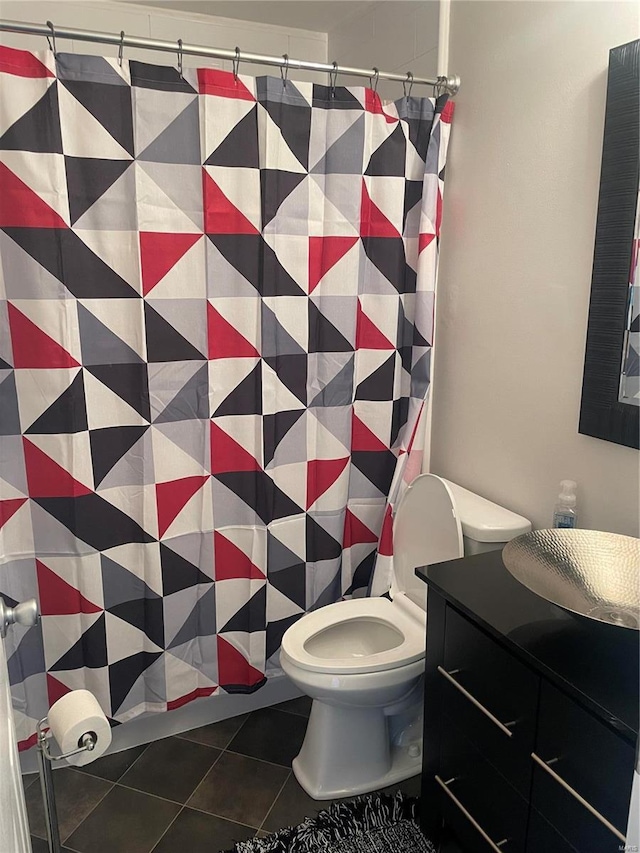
[225,791,436,853]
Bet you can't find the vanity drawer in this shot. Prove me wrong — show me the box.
[531,681,635,852]
[441,605,539,795]
[438,724,528,853]
[526,808,578,853]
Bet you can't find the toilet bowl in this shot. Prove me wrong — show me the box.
[281,474,531,800]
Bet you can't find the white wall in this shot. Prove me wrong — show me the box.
[0,0,327,81]
[327,1,440,101]
[431,1,640,535]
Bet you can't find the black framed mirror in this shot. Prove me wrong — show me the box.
[579,39,639,450]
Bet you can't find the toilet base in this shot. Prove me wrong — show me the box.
[290,698,422,800]
[292,741,422,800]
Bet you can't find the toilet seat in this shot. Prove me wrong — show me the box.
[280,596,424,675]
[282,476,463,678]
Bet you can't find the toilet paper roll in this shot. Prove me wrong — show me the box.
[48,689,112,767]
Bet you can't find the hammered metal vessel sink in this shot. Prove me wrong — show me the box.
[502,529,640,630]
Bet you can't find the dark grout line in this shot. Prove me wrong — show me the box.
[115,779,193,807]
[222,746,294,770]
[111,740,152,782]
[179,795,265,831]
[114,738,222,808]
[176,724,245,750]
[63,842,86,853]
[173,710,256,752]
[59,778,116,845]
[163,733,226,750]
[148,804,185,853]
[185,746,225,801]
[273,707,310,718]
[183,742,287,829]
[229,709,252,738]
[183,804,262,831]
[22,773,38,792]
[73,740,152,784]
[257,769,292,833]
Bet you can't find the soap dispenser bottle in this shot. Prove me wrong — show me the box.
[553,480,578,529]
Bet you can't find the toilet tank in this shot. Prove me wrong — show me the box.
[442,480,531,555]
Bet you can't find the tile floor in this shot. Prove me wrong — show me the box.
[23,697,422,853]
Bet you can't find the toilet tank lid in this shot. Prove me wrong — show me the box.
[441,479,531,542]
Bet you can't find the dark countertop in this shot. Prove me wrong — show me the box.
[416,550,639,744]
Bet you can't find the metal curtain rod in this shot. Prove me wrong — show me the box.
[0,19,460,95]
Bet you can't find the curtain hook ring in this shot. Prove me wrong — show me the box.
[233,46,241,81]
[280,53,289,88]
[45,20,57,57]
[118,31,125,67]
[329,60,338,98]
[403,71,414,100]
[437,75,447,97]
[177,38,184,79]
[370,66,379,95]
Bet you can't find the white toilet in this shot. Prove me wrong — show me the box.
[280,474,531,800]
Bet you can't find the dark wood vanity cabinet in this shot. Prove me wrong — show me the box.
[417,551,639,853]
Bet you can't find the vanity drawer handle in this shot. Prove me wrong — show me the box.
[437,666,516,738]
[531,753,626,843]
[435,774,510,852]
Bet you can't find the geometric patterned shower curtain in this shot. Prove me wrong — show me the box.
[0,46,452,748]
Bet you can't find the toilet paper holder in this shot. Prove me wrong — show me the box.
[36,716,98,762]
[36,715,98,853]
